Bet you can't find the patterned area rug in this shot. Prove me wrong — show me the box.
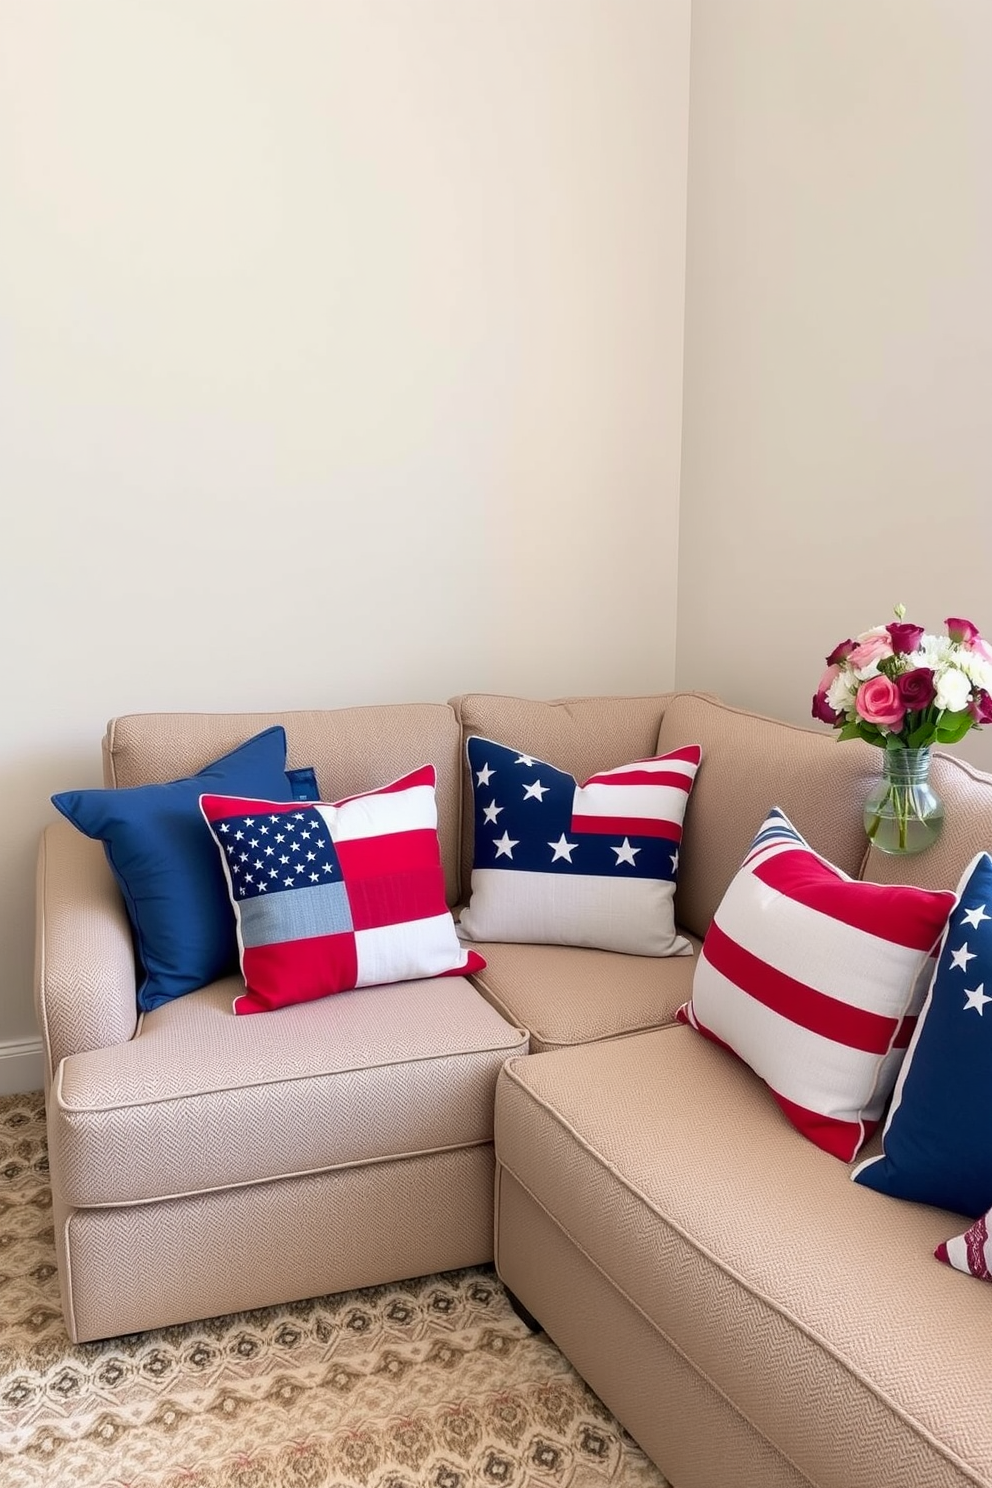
[0,1094,669,1488]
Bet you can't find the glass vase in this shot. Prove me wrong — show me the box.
[863,747,944,856]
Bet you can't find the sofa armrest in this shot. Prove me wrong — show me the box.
[34,819,139,1084]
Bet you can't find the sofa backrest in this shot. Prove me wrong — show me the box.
[449,692,676,898]
[103,705,465,906]
[655,692,880,939]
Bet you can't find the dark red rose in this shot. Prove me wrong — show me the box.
[969,689,992,725]
[896,667,936,711]
[886,622,925,656]
[826,639,855,667]
[812,689,841,725]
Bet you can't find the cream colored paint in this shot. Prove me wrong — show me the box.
[677,0,992,772]
[6,2,990,1084]
[0,1,690,1069]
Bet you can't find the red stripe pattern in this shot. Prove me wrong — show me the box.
[676,808,955,1161]
[458,737,702,957]
[200,766,485,1015]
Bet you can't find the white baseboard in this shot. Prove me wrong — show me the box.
[0,1038,45,1096]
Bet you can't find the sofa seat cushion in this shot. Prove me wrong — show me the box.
[52,978,527,1209]
[468,937,700,1053]
[494,1028,992,1488]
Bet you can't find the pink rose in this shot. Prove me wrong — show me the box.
[856,675,905,730]
[826,639,855,667]
[811,664,842,725]
[946,617,980,647]
[886,621,924,656]
[847,634,894,672]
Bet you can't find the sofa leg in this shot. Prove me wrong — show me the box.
[504,1286,542,1333]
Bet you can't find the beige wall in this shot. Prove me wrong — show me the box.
[0,0,691,1086]
[677,0,992,772]
[6,2,991,1092]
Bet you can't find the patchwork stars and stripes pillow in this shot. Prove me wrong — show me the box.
[200,765,484,1015]
[854,851,992,1216]
[457,736,702,957]
[677,808,955,1162]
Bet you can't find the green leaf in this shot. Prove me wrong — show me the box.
[906,723,936,749]
[936,714,974,745]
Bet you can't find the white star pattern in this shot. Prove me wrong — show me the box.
[514,754,535,767]
[476,763,495,787]
[950,943,977,972]
[612,838,640,867]
[549,834,577,863]
[493,831,519,860]
[964,983,992,1015]
[670,849,679,873]
[523,780,549,802]
[483,801,503,825]
[962,903,992,929]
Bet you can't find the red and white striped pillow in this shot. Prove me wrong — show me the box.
[676,808,955,1161]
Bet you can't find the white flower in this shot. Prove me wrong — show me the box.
[827,671,857,716]
[955,647,992,696]
[916,634,955,670]
[934,664,972,713]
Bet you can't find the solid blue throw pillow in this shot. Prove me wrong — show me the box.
[852,851,992,1217]
[52,728,319,1012]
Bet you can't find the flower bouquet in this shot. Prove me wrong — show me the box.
[811,607,992,853]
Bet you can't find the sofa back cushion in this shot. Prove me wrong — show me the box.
[450,693,675,899]
[655,693,879,940]
[103,705,464,906]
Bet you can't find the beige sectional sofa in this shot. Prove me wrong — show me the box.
[34,691,992,1488]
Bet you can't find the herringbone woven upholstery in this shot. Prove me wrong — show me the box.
[449,693,674,898]
[466,937,699,1052]
[655,693,880,939]
[52,978,526,1206]
[55,1144,497,1343]
[494,1028,992,1488]
[103,703,464,904]
[34,819,138,1083]
[495,1170,810,1488]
